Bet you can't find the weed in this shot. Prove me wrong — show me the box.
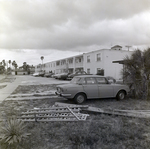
[0,119,30,149]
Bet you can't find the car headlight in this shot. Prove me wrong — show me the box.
[57,87,62,92]
[57,87,68,93]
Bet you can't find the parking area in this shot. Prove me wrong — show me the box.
[17,75,70,85]
[0,75,70,102]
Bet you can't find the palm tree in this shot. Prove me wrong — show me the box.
[12,61,18,73]
[23,62,27,71]
[40,56,44,70]
[12,60,16,69]
[8,60,11,68]
[2,60,6,67]
[14,63,18,70]
[123,48,150,100]
[1,60,6,74]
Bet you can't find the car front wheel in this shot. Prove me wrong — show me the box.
[116,90,126,100]
[74,93,86,104]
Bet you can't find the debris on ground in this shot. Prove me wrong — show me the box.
[20,102,150,122]
[20,103,89,122]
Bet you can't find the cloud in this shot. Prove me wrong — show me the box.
[0,0,150,50]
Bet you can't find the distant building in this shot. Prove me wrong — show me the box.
[35,45,133,79]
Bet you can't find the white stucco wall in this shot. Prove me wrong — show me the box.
[83,49,133,79]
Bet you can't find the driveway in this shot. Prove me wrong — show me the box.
[17,75,70,85]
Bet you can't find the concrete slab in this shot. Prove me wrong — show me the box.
[0,76,22,101]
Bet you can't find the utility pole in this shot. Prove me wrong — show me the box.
[125,45,132,51]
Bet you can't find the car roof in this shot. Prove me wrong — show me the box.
[74,75,106,78]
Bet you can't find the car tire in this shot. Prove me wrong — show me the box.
[74,93,86,104]
[116,90,126,100]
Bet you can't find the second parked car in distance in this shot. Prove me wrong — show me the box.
[55,72,70,80]
[55,75,130,104]
[68,71,87,80]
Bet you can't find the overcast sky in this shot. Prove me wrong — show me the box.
[0,0,150,66]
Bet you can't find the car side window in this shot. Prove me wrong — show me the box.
[80,78,86,84]
[85,77,96,84]
[96,77,107,84]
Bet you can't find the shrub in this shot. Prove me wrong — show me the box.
[0,119,30,149]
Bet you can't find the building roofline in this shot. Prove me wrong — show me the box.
[111,45,122,49]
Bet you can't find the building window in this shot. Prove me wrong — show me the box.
[85,77,96,84]
[97,68,104,76]
[78,58,81,63]
[68,59,73,64]
[75,58,81,63]
[96,77,107,84]
[87,69,90,74]
[87,56,90,63]
[56,61,60,66]
[61,60,66,65]
[97,53,101,61]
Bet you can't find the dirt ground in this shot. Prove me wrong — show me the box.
[11,84,150,110]
[1,84,150,149]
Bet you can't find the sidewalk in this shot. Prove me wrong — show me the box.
[0,74,6,81]
[0,75,22,102]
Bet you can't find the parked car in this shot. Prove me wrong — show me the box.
[52,73,60,79]
[53,73,70,80]
[56,73,70,80]
[55,75,130,104]
[106,76,124,84]
[44,72,54,78]
[68,71,87,79]
[39,71,45,77]
[32,72,40,77]
[106,76,116,83]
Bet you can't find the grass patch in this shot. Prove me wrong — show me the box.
[1,85,150,148]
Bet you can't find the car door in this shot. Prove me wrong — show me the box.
[96,77,114,98]
[82,77,99,98]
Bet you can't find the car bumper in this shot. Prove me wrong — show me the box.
[55,91,72,97]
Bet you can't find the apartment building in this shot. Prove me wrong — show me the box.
[36,54,84,74]
[35,45,133,79]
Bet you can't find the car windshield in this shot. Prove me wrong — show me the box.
[70,77,82,84]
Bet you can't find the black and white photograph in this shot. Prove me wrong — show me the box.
[0,0,150,148]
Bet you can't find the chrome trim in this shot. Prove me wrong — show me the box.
[61,93,72,97]
[55,92,71,97]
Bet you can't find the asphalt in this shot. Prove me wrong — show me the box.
[0,75,70,102]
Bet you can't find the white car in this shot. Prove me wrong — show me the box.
[32,72,40,77]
